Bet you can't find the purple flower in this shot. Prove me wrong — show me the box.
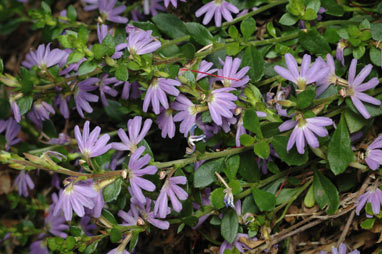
[27,101,55,129]
[164,0,185,8]
[45,194,69,238]
[120,81,142,100]
[108,151,125,170]
[55,94,70,119]
[143,0,166,16]
[125,146,157,203]
[346,59,380,119]
[9,98,21,122]
[207,87,237,126]
[172,94,197,136]
[98,74,120,106]
[220,233,257,254]
[316,54,338,96]
[53,182,98,221]
[13,171,34,197]
[218,56,250,88]
[266,87,291,117]
[279,116,333,154]
[91,186,105,218]
[83,0,98,11]
[154,176,188,218]
[80,215,97,236]
[195,0,239,27]
[157,108,176,139]
[124,29,161,55]
[97,24,125,59]
[196,60,217,81]
[336,41,346,66]
[30,241,49,254]
[107,247,130,254]
[320,243,360,254]
[22,43,68,69]
[113,116,152,153]
[356,187,382,215]
[98,0,128,23]
[2,118,21,150]
[49,133,71,145]
[143,78,180,114]
[75,121,111,158]
[119,196,169,229]
[74,78,99,118]
[274,53,329,90]
[365,136,382,170]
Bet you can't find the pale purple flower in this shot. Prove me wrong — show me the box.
[235,118,246,147]
[125,146,157,203]
[83,0,98,11]
[13,170,34,197]
[80,215,97,236]
[365,136,382,170]
[121,81,142,100]
[143,78,180,114]
[74,120,111,158]
[9,98,21,122]
[30,241,49,254]
[279,116,333,154]
[3,118,21,150]
[316,54,338,96]
[196,0,239,27]
[356,187,382,215]
[207,87,237,126]
[221,116,237,133]
[107,151,125,170]
[220,233,258,254]
[60,57,86,76]
[320,243,360,254]
[55,94,70,119]
[172,94,197,136]
[22,43,68,69]
[123,29,161,55]
[98,74,120,106]
[113,116,152,153]
[74,78,99,118]
[143,0,166,16]
[157,108,176,138]
[336,41,346,66]
[98,0,128,23]
[107,247,130,254]
[119,196,169,229]
[218,56,250,88]
[91,186,105,218]
[45,194,69,238]
[196,60,217,81]
[53,182,98,221]
[274,53,329,90]
[266,86,291,117]
[346,59,380,119]
[49,133,71,145]
[164,0,185,8]
[237,7,258,17]
[154,176,188,218]
[27,101,55,129]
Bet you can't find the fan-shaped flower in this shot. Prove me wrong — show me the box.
[13,170,34,197]
[195,0,239,27]
[164,0,185,8]
[196,60,217,81]
[218,56,250,88]
[356,187,382,215]
[172,94,198,136]
[364,135,382,170]
[22,43,68,70]
[143,78,180,114]
[98,0,128,23]
[124,29,161,56]
[157,108,176,139]
[220,233,258,254]
[207,87,237,126]
[74,78,99,118]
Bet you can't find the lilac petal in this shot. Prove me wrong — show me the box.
[351,96,370,119]
[279,120,297,132]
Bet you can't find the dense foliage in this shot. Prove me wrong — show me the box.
[1,0,382,253]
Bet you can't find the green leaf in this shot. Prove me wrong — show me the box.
[229,179,242,195]
[194,157,225,188]
[239,134,255,146]
[152,13,187,39]
[240,17,256,41]
[239,151,260,182]
[92,44,107,60]
[185,22,214,46]
[181,43,195,59]
[243,108,263,138]
[344,109,367,133]
[299,28,331,55]
[78,61,97,76]
[132,21,160,36]
[279,13,298,26]
[371,23,382,41]
[276,188,299,205]
[224,155,240,180]
[67,51,85,65]
[242,46,264,82]
[297,88,315,109]
[321,0,344,16]
[17,96,33,115]
[327,115,353,175]
[103,178,122,203]
[115,64,129,81]
[221,208,239,244]
[251,187,276,212]
[360,218,375,230]
[266,22,276,38]
[64,236,76,250]
[313,169,340,215]
[304,184,315,208]
[370,47,382,67]
[78,26,89,45]
[226,42,241,56]
[101,209,118,225]
[67,5,77,21]
[228,25,240,40]
[302,8,317,21]
[110,228,122,243]
[353,46,365,60]
[271,135,308,166]
[58,34,72,48]
[253,140,270,159]
[210,188,225,209]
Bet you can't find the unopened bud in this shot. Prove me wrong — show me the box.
[79,159,86,166]
[234,107,242,116]
[277,100,296,107]
[9,163,26,170]
[159,170,166,180]
[137,217,145,226]
[105,56,116,66]
[24,153,43,164]
[121,169,128,179]
[339,88,347,97]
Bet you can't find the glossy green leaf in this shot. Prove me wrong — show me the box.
[243,108,263,138]
[371,23,382,41]
[17,96,33,115]
[110,228,122,243]
[253,140,270,159]
[313,169,339,215]
[78,60,97,76]
[251,187,276,212]
[153,13,187,39]
[185,22,214,46]
[240,17,256,41]
[224,155,240,180]
[242,46,264,82]
[210,188,225,209]
[279,13,298,26]
[299,28,331,55]
[221,208,239,244]
[271,135,308,166]
[194,157,225,188]
[103,178,122,203]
